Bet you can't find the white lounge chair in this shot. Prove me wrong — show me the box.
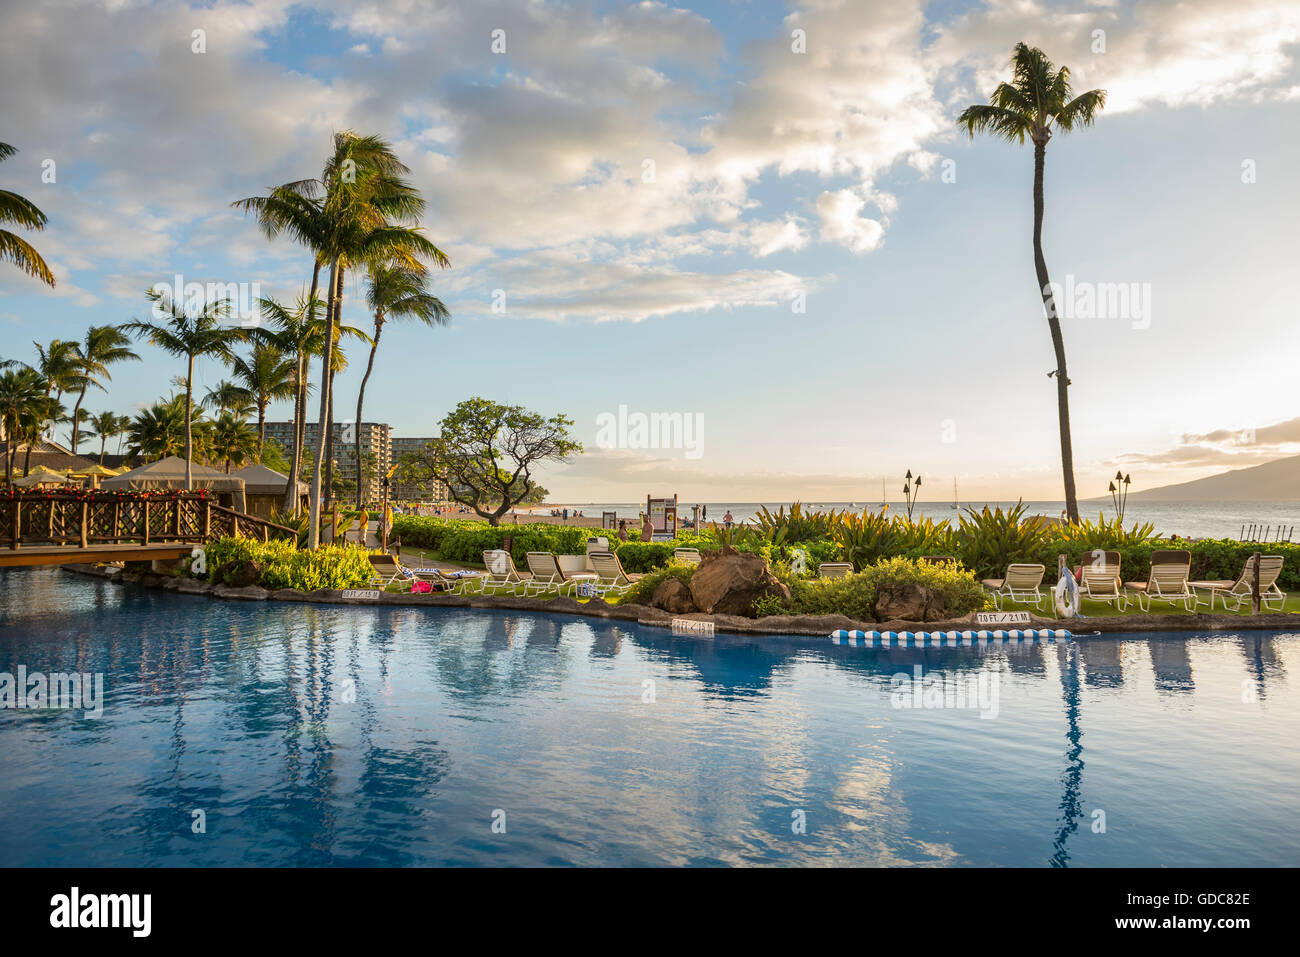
[1125,550,1195,612]
[477,549,530,595]
[1192,555,1287,611]
[673,548,702,566]
[1079,550,1128,611]
[367,553,409,588]
[588,550,640,597]
[524,551,581,597]
[981,563,1047,611]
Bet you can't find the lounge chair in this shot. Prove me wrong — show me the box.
[367,553,410,588]
[673,548,702,566]
[524,552,580,597]
[1125,549,1195,612]
[425,567,484,595]
[981,563,1047,611]
[588,550,641,597]
[818,562,854,579]
[1079,550,1127,611]
[478,549,531,595]
[1192,555,1287,611]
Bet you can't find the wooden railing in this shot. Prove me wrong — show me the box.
[0,492,296,550]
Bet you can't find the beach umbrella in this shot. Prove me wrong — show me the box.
[71,463,118,477]
[13,465,74,487]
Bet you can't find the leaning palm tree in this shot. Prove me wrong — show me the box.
[353,262,450,506]
[123,290,247,489]
[67,324,139,454]
[228,341,295,462]
[0,143,55,287]
[0,366,47,484]
[958,43,1105,524]
[85,410,127,465]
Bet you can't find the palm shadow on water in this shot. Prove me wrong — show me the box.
[1050,642,1085,868]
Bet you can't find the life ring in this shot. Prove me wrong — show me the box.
[1055,570,1081,619]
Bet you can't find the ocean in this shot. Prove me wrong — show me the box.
[528,501,1300,542]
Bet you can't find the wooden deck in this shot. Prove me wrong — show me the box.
[0,543,195,568]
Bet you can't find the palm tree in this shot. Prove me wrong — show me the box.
[0,143,55,287]
[237,131,445,545]
[0,366,46,485]
[125,400,187,464]
[85,410,127,465]
[353,262,450,506]
[66,325,139,454]
[229,341,295,462]
[958,43,1105,524]
[210,411,258,473]
[123,290,248,489]
[201,378,255,418]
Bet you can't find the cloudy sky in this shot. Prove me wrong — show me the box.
[2,0,1298,503]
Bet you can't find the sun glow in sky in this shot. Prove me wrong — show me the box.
[2,0,1298,502]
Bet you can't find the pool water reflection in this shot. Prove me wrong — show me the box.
[1,568,1297,867]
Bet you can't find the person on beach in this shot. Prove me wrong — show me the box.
[723,510,734,528]
[617,520,628,542]
[642,512,654,541]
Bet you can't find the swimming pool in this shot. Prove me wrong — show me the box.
[1,567,1297,867]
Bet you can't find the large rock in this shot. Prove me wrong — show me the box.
[214,559,264,589]
[689,552,790,617]
[651,577,698,614]
[874,582,947,622]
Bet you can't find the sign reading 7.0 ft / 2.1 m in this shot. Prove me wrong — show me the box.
[976,611,1032,625]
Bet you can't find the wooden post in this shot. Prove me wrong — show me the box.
[142,501,150,545]
[171,498,180,540]
[113,501,121,540]
[202,500,211,542]
[1251,551,1261,616]
[80,501,89,548]
[11,499,20,549]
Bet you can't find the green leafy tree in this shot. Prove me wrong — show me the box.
[959,43,1105,524]
[0,143,55,286]
[211,411,258,473]
[229,341,296,461]
[405,398,582,525]
[85,410,128,465]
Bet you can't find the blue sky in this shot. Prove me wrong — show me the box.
[2,0,1298,502]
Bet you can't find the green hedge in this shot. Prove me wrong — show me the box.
[391,516,610,566]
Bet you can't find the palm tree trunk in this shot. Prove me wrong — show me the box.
[184,354,195,490]
[70,385,87,454]
[257,400,267,463]
[1033,139,1079,523]
[308,257,339,549]
[354,317,382,509]
[322,266,343,512]
[286,260,321,515]
[99,436,107,465]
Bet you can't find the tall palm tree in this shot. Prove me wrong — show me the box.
[0,366,46,484]
[67,324,139,454]
[959,43,1105,523]
[85,410,127,465]
[353,262,450,506]
[125,400,187,464]
[0,143,55,287]
[229,341,296,462]
[238,131,445,545]
[123,290,248,489]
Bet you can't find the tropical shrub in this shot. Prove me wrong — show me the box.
[197,536,375,590]
[788,556,990,620]
[623,562,696,605]
[953,502,1052,579]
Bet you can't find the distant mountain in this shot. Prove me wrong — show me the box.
[1104,454,1300,503]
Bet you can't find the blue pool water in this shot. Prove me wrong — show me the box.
[1,567,1298,867]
